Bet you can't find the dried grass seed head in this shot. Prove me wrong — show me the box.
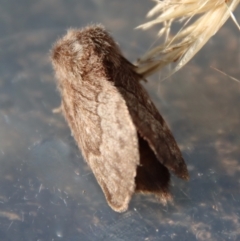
[137,0,240,77]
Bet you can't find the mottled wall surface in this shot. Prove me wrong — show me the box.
[0,1,240,240]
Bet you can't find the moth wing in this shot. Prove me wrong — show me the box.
[116,60,189,180]
[61,83,139,213]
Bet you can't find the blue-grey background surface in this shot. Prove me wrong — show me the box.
[0,1,240,240]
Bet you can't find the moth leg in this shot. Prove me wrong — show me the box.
[52,104,63,114]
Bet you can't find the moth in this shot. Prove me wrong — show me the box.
[51,24,189,212]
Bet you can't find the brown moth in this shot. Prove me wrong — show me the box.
[51,24,189,212]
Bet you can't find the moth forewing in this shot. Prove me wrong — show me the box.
[51,26,139,212]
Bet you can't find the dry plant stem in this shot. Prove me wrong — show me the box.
[51,24,188,212]
[136,0,240,77]
[210,66,240,83]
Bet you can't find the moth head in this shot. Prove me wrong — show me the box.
[51,24,122,81]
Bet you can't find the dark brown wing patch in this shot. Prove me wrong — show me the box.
[135,134,171,203]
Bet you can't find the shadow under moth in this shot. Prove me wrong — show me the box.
[51,24,189,212]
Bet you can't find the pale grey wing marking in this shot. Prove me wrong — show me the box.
[91,86,139,212]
